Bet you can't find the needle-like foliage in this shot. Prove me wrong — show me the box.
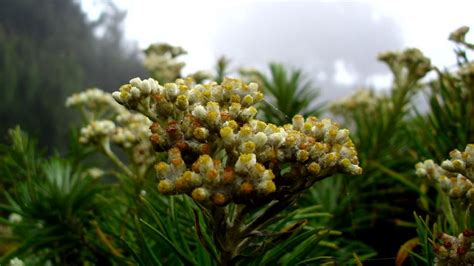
[241,63,323,124]
[0,128,118,265]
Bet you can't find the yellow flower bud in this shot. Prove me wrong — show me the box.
[292,115,304,130]
[192,187,209,202]
[206,111,220,125]
[205,169,219,183]
[240,181,253,194]
[239,126,253,138]
[262,169,275,180]
[236,153,257,172]
[226,119,238,127]
[175,177,188,191]
[307,162,321,175]
[176,95,189,110]
[182,171,202,187]
[198,154,214,173]
[242,95,254,106]
[254,92,264,102]
[220,126,234,139]
[223,167,235,183]
[296,150,309,162]
[193,127,209,140]
[231,94,241,103]
[240,141,256,153]
[155,162,170,176]
[158,180,175,194]
[257,180,276,194]
[211,192,227,206]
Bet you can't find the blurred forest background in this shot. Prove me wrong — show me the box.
[0,0,146,149]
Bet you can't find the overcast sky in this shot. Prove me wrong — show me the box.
[81,0,474,99]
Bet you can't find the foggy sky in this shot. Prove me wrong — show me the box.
[211,2,403,100]
[82,1,474,101]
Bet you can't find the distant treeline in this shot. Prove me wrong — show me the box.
[0,0,146,149]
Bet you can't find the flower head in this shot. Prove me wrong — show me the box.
[449,26,470,44]
[113,77,362,206]
[416,144,474,202]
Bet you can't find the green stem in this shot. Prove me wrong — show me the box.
[138,101,158,122]
[439,189,459,234]
[464,204,472,230]
[211,195,299,265]
[101,139,134,178]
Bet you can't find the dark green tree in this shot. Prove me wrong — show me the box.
[0,0,146,149]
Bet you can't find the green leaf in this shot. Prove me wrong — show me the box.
[260,227,325,265]
[133,216,162,266]
[140,218,196,265]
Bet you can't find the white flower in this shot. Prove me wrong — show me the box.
[192,105,207,120]
[268,129,287,147]
[235,153,257,173]
[65,88,122,113]
[141,79,151,94]
[292,115,304,130]
[164,83,179,98]
[240,107,258,121]
[8,213,22,223]
[248,82,259,93]
[335,129,349,144]
[253,132,268,147]
[79,120,116,144]
[112,91,122,103]
[130,87,141,99]
[130,77,142,87]
[86,167,104,179]
[198,155,214,173]
[9,257,24,266]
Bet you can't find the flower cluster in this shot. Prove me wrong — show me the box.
[8,257,24,266]
[448,26,474,100]
[113,77,362,206]
[433,230,474,265]
[416,144,474,202]
[66,88,154,165]
[143,43,187,83]
[79,120,116,144]
[112,112,153,148]
[8,213,22,224]
[66,88,125,114]
[449,26,470,44]
[378,48,431,82]
[330,88,379,115]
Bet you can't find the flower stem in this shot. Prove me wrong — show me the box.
[101,140,134,178]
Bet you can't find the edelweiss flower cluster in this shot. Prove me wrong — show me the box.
[79,120,116,144]
[330,88,379,114]
[66,88,126,115]
[143,43,187,83]
[8,257,24,266]
[112,77,362,206]
[66,88,154,165]
[449,26,470,45]
[112,112,153,148]
[378,48,431,81]
[66,88,118,109]
[416,144,474,202]
[433,230,474,265]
